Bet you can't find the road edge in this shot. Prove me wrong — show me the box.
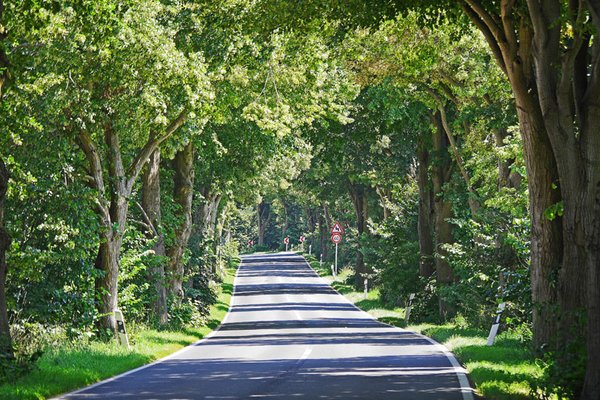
[299,252,476,400]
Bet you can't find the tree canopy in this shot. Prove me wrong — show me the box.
[1,1,599,399]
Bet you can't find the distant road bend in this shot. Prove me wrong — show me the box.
[59,252,475,399]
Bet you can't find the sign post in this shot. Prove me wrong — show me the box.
[330,222,344,276]
[487,302,506,346]
[114,309,130,348]
[309,244,312,256]
[331,234,342,275]
[335,243,338,276]
[284,236,289,251]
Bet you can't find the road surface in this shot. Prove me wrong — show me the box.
[59,252,474,399]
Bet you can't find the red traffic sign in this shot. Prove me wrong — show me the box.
[299,235,305,243]
[283,237,290,245]
[330,221,344,235]
[247,240,254,247]
[331,233,343,244]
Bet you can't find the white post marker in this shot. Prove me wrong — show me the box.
[114,309,130,348]
[309,244,312,256]
[405,293,416,324]
[320,253,323,267]
[487,302,506,346]
[364,278,368,299]
[331,264,336,278]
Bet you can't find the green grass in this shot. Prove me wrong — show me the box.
[0,265,237,400]
[307,257,546,400]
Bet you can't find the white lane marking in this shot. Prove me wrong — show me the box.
[299,347,312,361]
[52,260,244,399]
[302,255,476,400]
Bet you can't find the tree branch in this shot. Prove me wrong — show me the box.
[126,109,189,192]
[76,131,111,225]
[135,201,158,237]
[500,0,519,59]
[463,0,505,44]
[459,2,507,74]
[428,88,479,215]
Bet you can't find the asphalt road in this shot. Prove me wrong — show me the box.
[59,252,475,399]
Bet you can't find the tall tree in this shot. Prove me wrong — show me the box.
[167,143,195,298]
[141,148,168,325]
[14,0,212,330]
[454,1,600,395]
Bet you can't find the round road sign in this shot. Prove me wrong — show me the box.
[331,233,342,244]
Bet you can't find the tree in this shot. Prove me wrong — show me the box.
[454,1,599,395]
[9,0,211,330]
[0,157,10,357]
[0,0,12,358]
[141,147,168,325]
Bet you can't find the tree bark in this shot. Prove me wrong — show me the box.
[141,148,168,325]
[306,208,317,250]
[493,127,521,189]
[166,143,194,298]
[207,194,222,274]
[92,125,130,332]
[0,157,12,357]
[281,200,290,240]
[417,145,435,278]
[431,112,455,320]
[257,201,271,247]
[213,200,229,274]
[349,184,369,290]
[318,208,328,259]
[376,187,392,220]
[460,0,564,353]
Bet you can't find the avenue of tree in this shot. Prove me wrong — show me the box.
[0,1,599,399]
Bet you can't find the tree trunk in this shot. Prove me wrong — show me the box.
[166,143,194,298]
[0,157,12,357]
[208,194,222,274]
[417,146,435,278]
[319,209,328,260]
[376,187,392,220]
[431,112,455,320]
[281,201,289,240]
[511,87,564,351]
[493,127,521,189]
[94,233,122,332]
[141,148,168,325]
[257,201,270,247]
[349,184,369,290]
[213,200,228,273]
[306,207,317,250]
[459,0,564,353]
[93,125,130,332]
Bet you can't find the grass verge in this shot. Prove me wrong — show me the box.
[304,253,545,400]
[0,263,237,400]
